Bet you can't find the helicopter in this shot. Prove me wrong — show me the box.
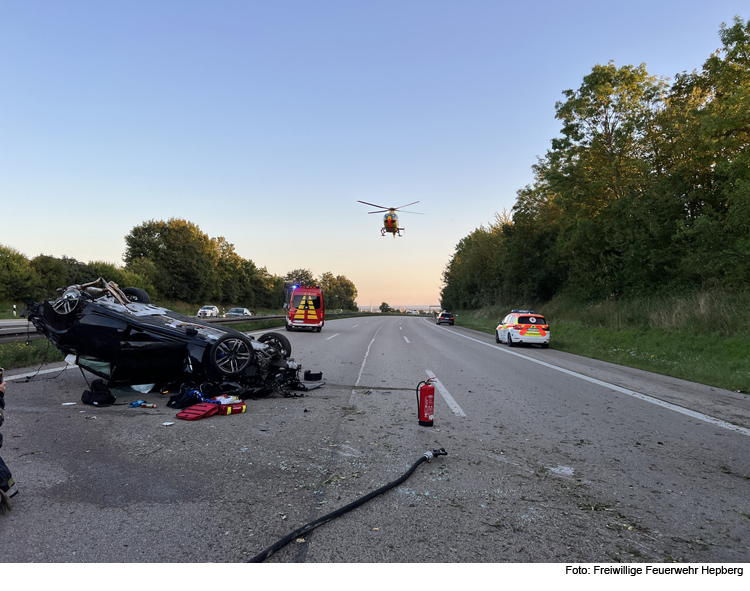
[357,201,421,237]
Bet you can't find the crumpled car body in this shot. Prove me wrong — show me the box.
[24,279,318,397]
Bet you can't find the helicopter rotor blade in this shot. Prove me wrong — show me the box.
[357,200,389,210]
[393,201,420,210]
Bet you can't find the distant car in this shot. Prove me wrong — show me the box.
[197,305,219,318]
[436,312,454,325]
[225,308,253,317]
[495,309,550,348]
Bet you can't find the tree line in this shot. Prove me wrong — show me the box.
[441,17,750,310]
[0,218,358,310]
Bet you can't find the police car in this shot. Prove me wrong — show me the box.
[495,310,550,348]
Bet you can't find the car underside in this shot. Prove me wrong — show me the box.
[24,278,322,398]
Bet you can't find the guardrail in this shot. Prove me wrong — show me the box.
[0,312,367,345]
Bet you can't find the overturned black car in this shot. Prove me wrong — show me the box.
[24,278,320,398]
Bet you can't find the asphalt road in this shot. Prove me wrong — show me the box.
[1,316,749,563]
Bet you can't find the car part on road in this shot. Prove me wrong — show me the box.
[248,448,448,563]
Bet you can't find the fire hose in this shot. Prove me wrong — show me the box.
[248,448,448,563]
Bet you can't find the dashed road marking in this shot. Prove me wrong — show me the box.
[425,320,750,437]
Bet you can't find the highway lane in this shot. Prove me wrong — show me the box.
[0,316,748,563]
[272,316,750,562]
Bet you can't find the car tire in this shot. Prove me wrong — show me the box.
[208,333,255,377]
[507,334,515,347]
[316,327,322,332]
[258,332,292,358]
[122,287,151,304]
[495,331,500,343]
[541,343,549,349]
[285,325,292,331]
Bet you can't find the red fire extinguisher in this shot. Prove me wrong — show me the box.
[416,378,435,427]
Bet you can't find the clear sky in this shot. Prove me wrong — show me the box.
[1,1,747,308]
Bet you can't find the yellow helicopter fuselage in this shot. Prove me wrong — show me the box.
[383,211,402,237]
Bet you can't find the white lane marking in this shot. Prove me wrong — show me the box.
[326,333,340,340]
[350,323,387,404]
[5,365,76,381]
[426,370,467,417]
[424,320,750,438]
[353,325,359,328]
[404,336,410,343]
[399,326,402,330]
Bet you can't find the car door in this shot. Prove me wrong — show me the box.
[502,315,516,339]
[498,315,508,339]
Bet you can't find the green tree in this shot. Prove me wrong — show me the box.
[379,302,392,313]
[318,272,358,311]
[665,16,750,287]
[440,214,507,310]
[441,18,750,308]
[285,268,315,287]
[29,254,69,299]
[124,219,217,303]
[86,261,156,296]
[548,61,667,298]
[213,236,244,304]
[125,257,159,294]
[0,245,35,301]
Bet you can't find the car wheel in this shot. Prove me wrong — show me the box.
[51,289,81,315]
[507,334,515,347]
[285,325,292,331]
[209,333,255,376]
[122,287,151,304]
[316,327,322,332]
[495,331,500,343]
[258,332,292,358]
[541,343,549,349]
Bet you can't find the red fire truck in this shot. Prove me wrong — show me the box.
[286,286,325,332]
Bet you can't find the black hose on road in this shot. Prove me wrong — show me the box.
[248,448,448,563]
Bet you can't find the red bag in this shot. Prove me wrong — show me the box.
[176,403,219,421]
[218,402,246,415]
[211,395,247,416]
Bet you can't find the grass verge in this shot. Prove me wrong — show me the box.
[0,340,65,372]
[455,309,750,393]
